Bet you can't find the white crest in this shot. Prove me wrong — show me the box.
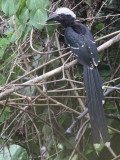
[55,7,76,19]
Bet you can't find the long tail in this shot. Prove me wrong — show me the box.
[83,66,110,146]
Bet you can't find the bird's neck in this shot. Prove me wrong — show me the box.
[61,20,86,35]
[60,19,75,28]
[70,22,86,35]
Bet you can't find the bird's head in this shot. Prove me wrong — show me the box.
[46,7,76,27]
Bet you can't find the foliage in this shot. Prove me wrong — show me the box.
[1,0,49,43]
[0,0,119,160]
[0,145,29,160]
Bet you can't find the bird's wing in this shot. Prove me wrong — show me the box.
[64,28,91,67]
[65,25,100,68]
[83,31,100,67]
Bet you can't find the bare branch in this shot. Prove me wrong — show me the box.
[98,33,120,52]
[96,30,120,42]
[0,60,77,99]
[30,27,69,55]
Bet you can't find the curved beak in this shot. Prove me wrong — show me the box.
[46,13,59,22]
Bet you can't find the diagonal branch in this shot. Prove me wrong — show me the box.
[0,60,77,99]
[98,33,120,52]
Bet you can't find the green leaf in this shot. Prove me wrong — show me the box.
[26,0,49,30]
[47,23,56,36]
[72,154,78,160]
[10,24,26,43]
[0,0,2,10]
[19,8,29,23]
[16,0,26,17]
[4,107,10,116]
[0,49,5,58]
[42,124,51,135]
[22,26,31,41]
[2,0,21,17]
[0,113,4,122]
[0,37,11,58]
[12,147,28,160]
[108,128,114,135]
[30,9,47,29]
[0,145,28,160]
[64,137,76,150]
[96,23,104,30]
[85,149,93,154]
[0,107,10,122]
[49,56,61,69]
[26,0,49,10]
[57,144,63,150]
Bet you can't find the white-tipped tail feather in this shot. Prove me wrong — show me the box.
[84,67,110,144]
[94,143,100,148]
[105,142,111,147]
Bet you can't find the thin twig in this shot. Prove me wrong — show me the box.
[30,27,69,55]
[98,33,120,52]
[65,109,88,134]
[111,154,120,160]
[96,30,120,42]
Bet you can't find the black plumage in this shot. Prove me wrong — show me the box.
[64,23,99,68]
[47,7,110,146]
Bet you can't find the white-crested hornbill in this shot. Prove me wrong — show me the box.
[47,7,110,147]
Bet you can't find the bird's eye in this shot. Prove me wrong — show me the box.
[59,14,64,19]
[59,14,62,18]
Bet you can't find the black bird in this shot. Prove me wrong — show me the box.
[47,7,110,147]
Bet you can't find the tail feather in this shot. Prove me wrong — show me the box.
[84,67,109,144]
